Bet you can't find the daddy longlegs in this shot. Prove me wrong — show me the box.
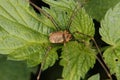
[29,0,112,80]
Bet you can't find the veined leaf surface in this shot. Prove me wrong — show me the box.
[100,2,120,46]
[100,2,120,79]
[0,0,96,79]
[0,0,57,68]
[42,0,76,30]
[60,42,96,80]
[70,7,94,41]
[103,46,120,79]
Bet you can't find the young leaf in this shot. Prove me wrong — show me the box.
[42,47,59,70]
[27,46,59,69]
[84,0,120,21]
[100,2,120,46]
[70,7,94,41]
[43,0,75,11]
[42,0,76,30]
[88,73,100,80]
[60,41,96,80]
[100,2,120,79]
[0,0,58,67]
[103,46,120,79]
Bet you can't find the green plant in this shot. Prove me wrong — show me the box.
[0,0,120,80]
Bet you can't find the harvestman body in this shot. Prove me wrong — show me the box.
[49,30,72,43]
[29,1,76,80]
[29,1,112,80]
[29,1,78,80]
[29,1,77,44]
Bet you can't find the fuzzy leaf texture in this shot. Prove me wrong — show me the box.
[60,42,96,80]
[42,0,77,30]
[0,0,58,68]
[84,0,120,21]
[100,2,120,79]
[70,7,94,42]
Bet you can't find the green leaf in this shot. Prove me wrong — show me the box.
[42,0,76,30]
[103,46,120,79]
[42,47,58,70]
[100,2,120,46]
[43,0,75,11]
[84,0,120,21]
[70,7,94,41]
[100,2,120,79]
[26,45,58,69]
[0,27,9,42]
[0,0,58,67]
[88,73,100,80]
[0,55,32,80]
[0,0,54,33]
[0,15,49,43]
[60,41,96,80]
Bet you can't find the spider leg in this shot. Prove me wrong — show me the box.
[72,31,91,46]
[29,1,60,31]
[67,1,84,31]
[72,31,112,79]
[73,31,103,57]
[37,46,52,80]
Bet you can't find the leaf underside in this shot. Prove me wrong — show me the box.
[100,2,120,79]
[0,0,57,68]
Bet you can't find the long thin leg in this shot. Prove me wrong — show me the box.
[37,47,52,80]
[73,31,112,79]
[67,1,84,30]
[29,1,60,30]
